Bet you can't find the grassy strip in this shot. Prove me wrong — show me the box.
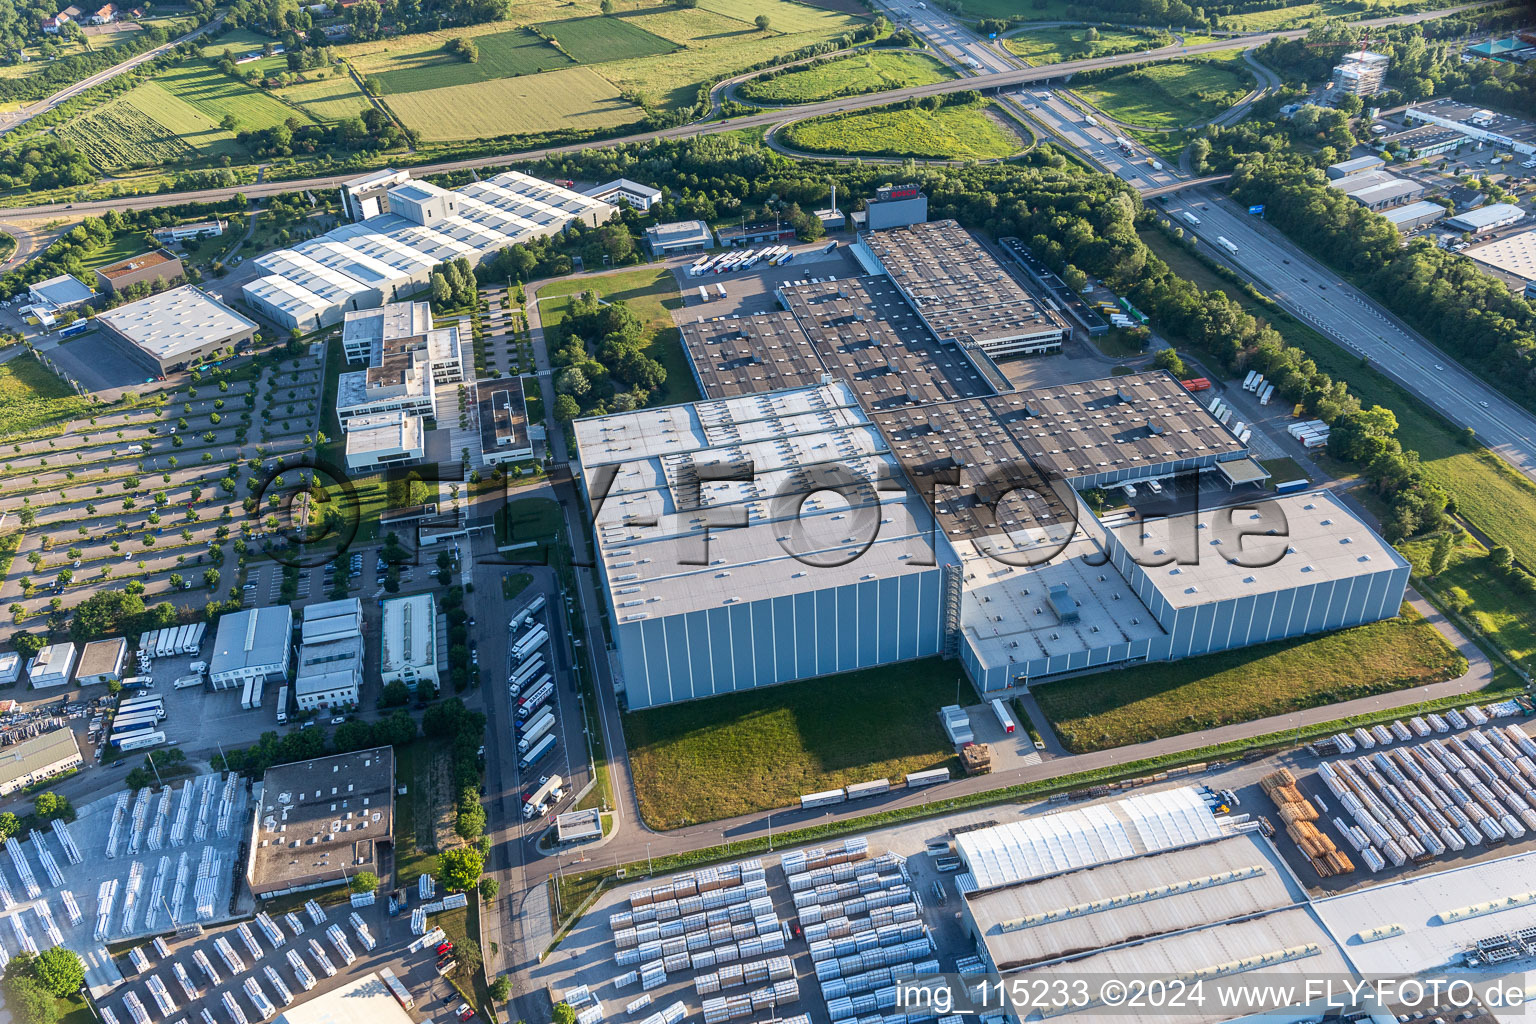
[624,658,960,829]
[1033,605,1464,753]
[554,675,1523,927]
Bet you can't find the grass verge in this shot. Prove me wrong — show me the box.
[779,98,1022,160]
[1034,605,1464,753]
[624,658,961,828]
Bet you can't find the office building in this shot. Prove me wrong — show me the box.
[246,170,616,332]
[477,377,534,465]
[380,593,439,694]
[1406,99,1536,158]
[151,219,227,245]
[343,411,424,470]
[27,643,76,688]
[93,248,184,295]
[0,729,82,796]
[208,606,293,691]
[584,178,663,212]
[74,637,126,685]
[863,182,929,230]
[294,635,363,711]
[96,285,259,374]
[247,747,393,898]
[644,220,714,255]
[1330,50,1389,97]
[336,301,465,427]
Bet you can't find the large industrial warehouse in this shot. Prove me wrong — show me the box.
[575,220,1410,709]
[242,170,616,332]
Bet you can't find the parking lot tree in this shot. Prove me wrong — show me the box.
[381,680,410,707]
[553,1002,578,1024]
[489,976,511,1001]
[349,871,379,895]
[71,590,148,640]
[31,947,83,999]
[439,845,483,893]
[0,812,18,841]
[17,506,34,527]
[32,792,70,822]
[203,569,220,589]
[373,710,417,747]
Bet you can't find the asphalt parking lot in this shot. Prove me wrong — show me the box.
[37,326,159,393]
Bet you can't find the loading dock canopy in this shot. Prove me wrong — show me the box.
[1217,458,1269,487]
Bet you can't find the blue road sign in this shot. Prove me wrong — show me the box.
[1248,204,1266,215]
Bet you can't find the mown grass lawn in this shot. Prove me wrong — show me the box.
[539,266,699,407]
[1138,227,1536,557]
[1004,25,1162,65]
[1075,56,1250,129]
[1402,532,1536,669]
[738,51,955,103]
[1035,606,1464,753]
[0,356,93,439]
[781,99,1021,160]
[624,659,961,828]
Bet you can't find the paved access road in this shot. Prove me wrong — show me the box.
[879,0,1017,73]
[0,17,224,134]
[1014,87,1178,189]
[0,3,1478,221]
[1158,188,1536,483]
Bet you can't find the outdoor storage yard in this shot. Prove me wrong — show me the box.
[0,771,249,984]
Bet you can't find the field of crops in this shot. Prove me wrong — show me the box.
[738,51,954,103]
[781,99,1022,160]
[599,25,857,109]
[534,15,677,64]
[699,0,855,33]
[384,66,645,140]
[1004,25,1162,64]
[619,6,761,45]
[369,27,574,94]
[1074,57,1251,129]
[57,80,241,168]
[272,75,371,122]
[157,60,310,132]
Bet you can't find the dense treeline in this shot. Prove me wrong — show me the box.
[0,139,93,190]
[224,0,516,41]
[0,19,189,103]
[237,108,407,157]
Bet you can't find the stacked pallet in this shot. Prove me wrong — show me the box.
[1263,769,1354,878]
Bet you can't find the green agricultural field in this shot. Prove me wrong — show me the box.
[58,79,243,168]
[1074,56,1251,129]
[384,67,644,141]
[534,15,677,64]
[272,75,372,122]
[369,27,574,94]
[0,357,94,439]
[539,266,698,407]
[781,99,1022,160]
[1035,606,1464,753]
[208,27,283,53]
[701,0,861,33]
[157,60,312,133]
[738,51,955,103]
[618,5,762,45]
[625,659,959,827]
[1004,25,1163,64]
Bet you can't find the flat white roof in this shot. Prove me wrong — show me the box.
[274,973,414,1024]
[244,274,331,321]
[1383,199,1449,225]
[344,410,423,454]
[96,286,257,359]
[574,381,942,620]
[1109,489,1407,610]
[31,273,94,306]
[1448,203,1526,230]
[381,593,436,672]
[1465,227,1536,282]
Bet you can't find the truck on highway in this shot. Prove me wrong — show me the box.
[518,709,557,752]
[1182,211,1201,226]
[1084,113,1098,127]
[1217,236,1239,254]
[519,734,558,772]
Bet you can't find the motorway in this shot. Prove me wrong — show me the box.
[0,17,224,134]
[0,3,1479,221]
[1157,187,1536,482]
[1013,86,1178,189]
[880,0,1017,73]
